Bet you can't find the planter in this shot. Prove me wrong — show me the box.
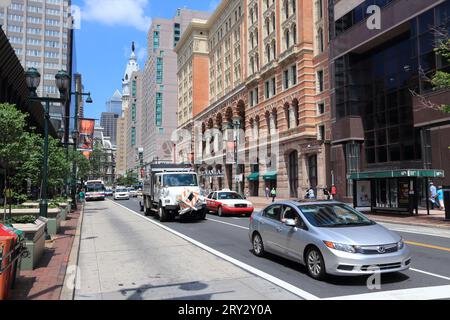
[5,207,62,236]
[12,217,47,271]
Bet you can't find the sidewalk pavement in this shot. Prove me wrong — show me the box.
[74,200,301,300]
[247,196,450,229]
[9,207,81,300]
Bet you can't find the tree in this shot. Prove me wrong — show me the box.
[116,171,139,186]
[69,149,91,185]
[0,104,28,202]
[413,27,450,113]
[89,141,107,180]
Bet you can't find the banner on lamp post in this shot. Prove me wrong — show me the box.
[77,118,95,154]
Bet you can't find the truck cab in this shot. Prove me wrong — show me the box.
[140,162,207,222]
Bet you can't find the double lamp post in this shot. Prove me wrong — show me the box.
[24,67,92,218]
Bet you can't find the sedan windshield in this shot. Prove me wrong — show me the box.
[116,189,127,193]
[163,174,198,187]
[298,204,375,228]
[218,192,243,200]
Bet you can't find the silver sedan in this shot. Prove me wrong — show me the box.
[249,201,411,280]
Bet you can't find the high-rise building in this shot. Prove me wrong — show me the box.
[126,69,143,172]
[105,89,122,115]
[176,0,331,198]
[141,9,210,165]
[101,90,122,146]
[100,112,119,146]
[0,0,72,124]
[116,42,140,176]
[329,0,450,210]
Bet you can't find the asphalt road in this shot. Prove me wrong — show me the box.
[107,197,450,299]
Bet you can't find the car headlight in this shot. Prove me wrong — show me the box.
[323,241,357,253]
[398,239,404,250]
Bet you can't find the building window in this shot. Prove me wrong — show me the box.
[153,31,160,50]
[156,92,163,126]
[156,57,164,84]
[131,127,136,146]
[318,102,325,114]
[318,125,325,140]
[291,64,297,85]
[283,69,289,89]
[132,80,137,97]
[131,103,136,121]
[271,77,276,96]
[318,27,324,53]
[317,70,324,92]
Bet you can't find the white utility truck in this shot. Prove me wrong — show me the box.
[139,162,207,222]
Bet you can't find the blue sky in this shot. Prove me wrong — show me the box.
[72,0,218,121]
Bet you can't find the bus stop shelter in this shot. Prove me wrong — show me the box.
[348,169,445,215]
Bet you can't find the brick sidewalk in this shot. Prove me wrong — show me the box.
[9,208,81,300]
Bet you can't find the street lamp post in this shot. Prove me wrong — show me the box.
[25,68,70,218]
[71,90,93,210]
[232,116,242,195]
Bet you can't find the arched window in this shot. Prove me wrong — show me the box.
[271,13,276,32]
[266,44,271,62]
[250,56,255,74]
[249,8,254,24]
[284,0,289,19]
[265,18,270,36]
[254,4,258,20]
[318,27,324,53]
[285,29,290,49]
[292,0,296,14]
[271,39,276,60]
[255,53,259,70]
[292,24,297,45]
[250,32,254,48]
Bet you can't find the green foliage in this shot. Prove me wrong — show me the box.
[69,149,91,183]
[116,171,139,186]
[6,215,37,224]
[432,38,450,113]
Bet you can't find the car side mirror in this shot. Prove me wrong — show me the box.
[284,219,297,227]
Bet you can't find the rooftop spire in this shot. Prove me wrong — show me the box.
[132,41,135,53]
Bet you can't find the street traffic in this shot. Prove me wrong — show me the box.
[101,197,450,299]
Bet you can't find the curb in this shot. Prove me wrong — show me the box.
[59,204,84,300]
[369,217,450,230]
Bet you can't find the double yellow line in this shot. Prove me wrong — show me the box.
[405,240,450,253]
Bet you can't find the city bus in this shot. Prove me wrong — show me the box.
[85,180,106,201]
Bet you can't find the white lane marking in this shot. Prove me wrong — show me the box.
[325,284,450,300]
[109,200,319,300]
[207,215,450,284]
[207,217,249,230]
[410,268,450,281]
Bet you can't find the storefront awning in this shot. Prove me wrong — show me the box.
[247,172,260,181]
[263,171,278,181]
[348,169,445,180]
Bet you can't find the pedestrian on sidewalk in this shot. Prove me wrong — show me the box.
[323,186,331,200]
[437,186,445,211]
[265,186,270,199]
[270,187,277,203]
[429,182,439,209]
[308,187,316,200]
[331,184,337,200]
[79,189,85,205]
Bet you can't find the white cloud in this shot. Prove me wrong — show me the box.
[81,0,151,32]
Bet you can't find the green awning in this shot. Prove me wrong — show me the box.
[348,169,445,180]
[263,171,278,181]
[247,172,260,181]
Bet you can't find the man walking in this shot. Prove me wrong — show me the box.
[437,186,445,211]
[271,187,277,203]
[265,186,270,199]
[429,182,439,209]
[331,184,337,200]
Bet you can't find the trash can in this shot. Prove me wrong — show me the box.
[444,186,450,221]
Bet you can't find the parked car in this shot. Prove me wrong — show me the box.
[136,189,143,197]
[249,201,411,280]
[206,190,254,217]
[114,187,130,200]
[105,188,113,197]
[128,187,138,198]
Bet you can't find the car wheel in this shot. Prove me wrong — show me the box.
[252,233,265,257]
[306,247,326,280]
[218,206,223,217]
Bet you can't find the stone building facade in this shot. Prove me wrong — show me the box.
[176,0,332,199]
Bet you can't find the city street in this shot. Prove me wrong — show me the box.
[75,198,450,300]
